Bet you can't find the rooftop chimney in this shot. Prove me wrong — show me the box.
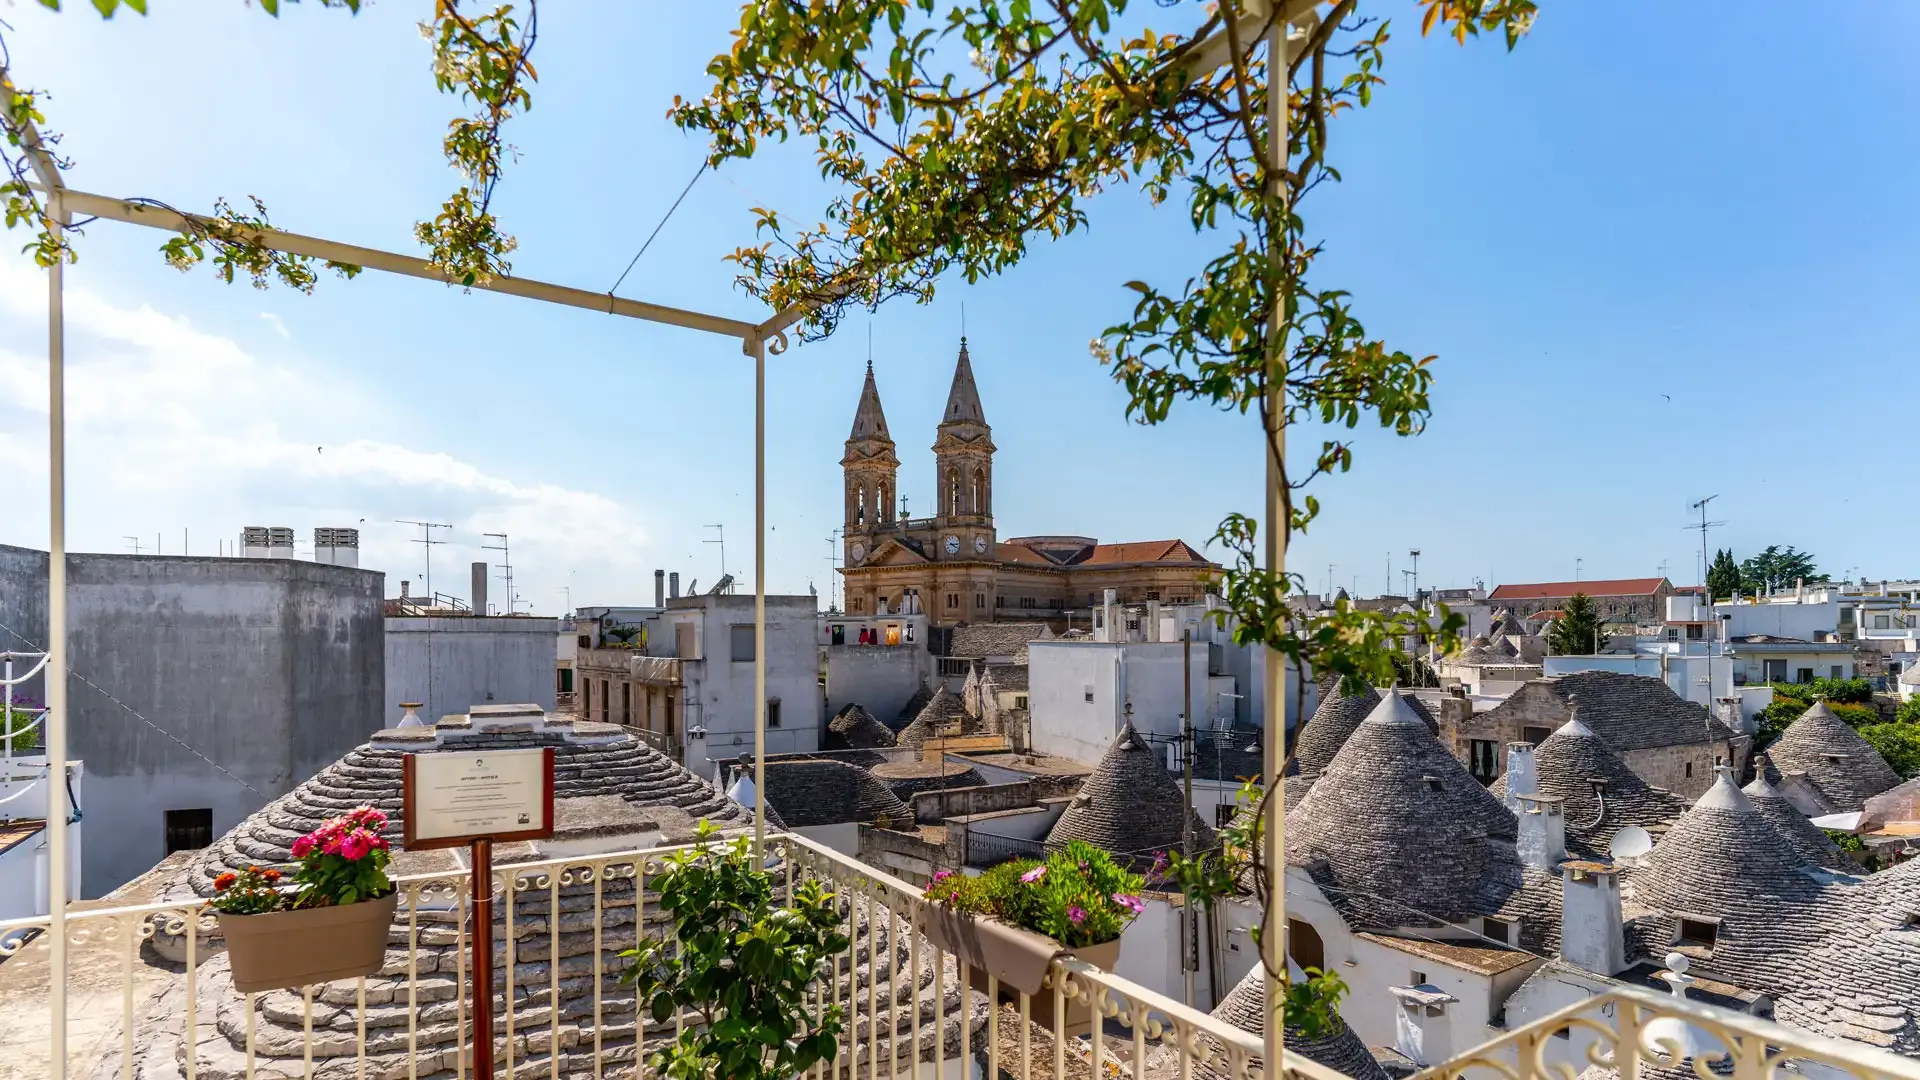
[472,562,488,616]
[1503,741,1539,809]
[314,527,360,567]
[400,580,411,599]
[670,571,681,600]
[655,569,666,608]
[1514,792,1566,869]
[1559,862,1626,976]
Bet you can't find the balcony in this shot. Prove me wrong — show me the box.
[0,833,1913,1080]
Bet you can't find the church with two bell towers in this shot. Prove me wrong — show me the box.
[838,339,1219,627]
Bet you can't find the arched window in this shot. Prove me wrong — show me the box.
[879,482,891,522]
[856,485,866,526]
[973,467,988,514]
[947,469,959,517]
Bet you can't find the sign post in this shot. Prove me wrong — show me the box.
[403,747,556,1079]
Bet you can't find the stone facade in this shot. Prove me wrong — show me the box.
[1487,577,1675,623]
[837,342,1219,626]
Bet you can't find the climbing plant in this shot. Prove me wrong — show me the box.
[2,0,536,286]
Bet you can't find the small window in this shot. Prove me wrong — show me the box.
[1687,624,1704,641]
[1468,739,1499,784]
[1411,970,1428,986]
[767,699,782,728]
[1482,918,1512,945]
[975,594,985,609]
[730,624,756,662]
[578,635,591,649]
[165,808,214,854]
[1678,917,1718,949]
[1796,668,1814,684]
[1146,590,1161,601]
[1424,776,1444,792]
[1522,726,1552,746]
[1014,695,1029,709]
[1084,686,1095,703]
[947,593,959,610]
[557,668,573,693]
[996,596,1005,608]
[1685,762,1693,778]
[1875,615,1892,630]
[1667,628,1680,642]
[1830,666,1844,680]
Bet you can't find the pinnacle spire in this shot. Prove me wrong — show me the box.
[940,337,987,427]
[847,362,891,443]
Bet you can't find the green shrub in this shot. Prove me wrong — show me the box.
[1859,723,1920,779]
[924,840,1145,949]
[1828,702,1881,727]
[1770,678,1872,705]
[1897,697,1920,725]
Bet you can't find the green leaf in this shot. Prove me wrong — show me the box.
[260,0,279,14]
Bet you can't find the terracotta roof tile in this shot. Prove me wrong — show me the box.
[1076,539,1212,566]
[1489,578,1668,601]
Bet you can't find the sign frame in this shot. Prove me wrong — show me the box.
[401,747,556,850]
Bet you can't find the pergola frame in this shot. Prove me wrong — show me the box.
[5,4,1319,1073]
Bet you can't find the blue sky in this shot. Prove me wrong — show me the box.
[1,2,1915,612]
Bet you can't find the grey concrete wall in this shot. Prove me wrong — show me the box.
[0,544,383,896]
[823,644,930,725]
[682,595,824,784]
[385,616,559,725]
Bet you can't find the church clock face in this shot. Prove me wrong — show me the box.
[944,535,960,555]
[850,542,866,563]
[973,535,988,554]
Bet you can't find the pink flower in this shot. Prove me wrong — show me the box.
[932,869,953,882]
[290,834,315,859]
[1067,906,1087,926]
[340,830,372,862]
[1020,866,1046,883]
[322,833,344,857]
[1113,893,1145,915]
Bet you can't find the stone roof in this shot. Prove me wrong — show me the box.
[824,703,898,751]
[871,759,986,800]
[898,686,969,748]
[1490,715,1689,859]
[1292,682,1382,776]
[1901,664,1920,687]
[1045,724,1215,870]
[982,663,1029,693]
[891,685,934,733]
[1190,731,1265,783]
[185,707,743,896]
[762,758,914,828]
[1740,772,1853,872]
[1629,771,1829,919]
[941,337,987,427]
[1763,700,1901,812]
[1479,671,1737,752]
[1288,691,1520,928]
[846,359,892,443]
[948,622,1049,660]
[1205,964,1388,1080]
[1293,685,1439,778]
[1490,610,1530,639]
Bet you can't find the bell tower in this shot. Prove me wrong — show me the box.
[932,338,996,561]
[841,360,898,571]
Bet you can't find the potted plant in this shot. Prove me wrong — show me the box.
[619,822,849,1080]
[919,839,1145,1031]
[207,805,398,993]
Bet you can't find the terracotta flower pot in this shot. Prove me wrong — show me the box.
[216,891,399,994]
[918,906,1123,1035]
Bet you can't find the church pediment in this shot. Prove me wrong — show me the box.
[864,538,930,566]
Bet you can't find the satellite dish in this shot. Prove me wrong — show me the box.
[1610,825,1653,860]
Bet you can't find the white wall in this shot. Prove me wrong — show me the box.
[0,758,82,929]
[681,595,823,783]
[1718,599,1840,641]
[1027,641,1210,764]
[385,617,560,727]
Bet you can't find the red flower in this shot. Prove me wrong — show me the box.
[262,869,282,882]
[213,872,237,892]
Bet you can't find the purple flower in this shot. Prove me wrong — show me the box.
[1067,905,1087,926]
[932,869,953,883]
[1113,893,1145,915]
[1020,865,1046,883]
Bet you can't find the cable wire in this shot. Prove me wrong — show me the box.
[607,160,707,297]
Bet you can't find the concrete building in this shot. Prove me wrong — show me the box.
[0,742,83,941]
[1488,577,1675,623]
[384,614,560,726]
[573,592,822,783]
[820,610,934,726]
[0,544,381,895]
[1026,638,1212,764]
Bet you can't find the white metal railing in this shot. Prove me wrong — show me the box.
[0,832,1281,1080]
[2,830,1916,1080]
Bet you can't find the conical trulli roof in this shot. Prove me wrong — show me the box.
[824,703,897,750]
[1741,770,1853,872]
[1764,700,1901,812]
[1292,681,1382,776]
[1288,691,1518,927]
[897,685,967,748]
[1490,715,1687,858]
[762,758,913,828]
[1632,771,1825,917]
[1203,964,1388,1080]
[1045,724,1214,870]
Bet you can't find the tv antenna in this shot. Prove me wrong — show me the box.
[395,520,452,597]
[705,524,727,582]
[1408,549,1421,602]
[124,536,143,555]
[482,532,514,615]
[1684,495,1726,596]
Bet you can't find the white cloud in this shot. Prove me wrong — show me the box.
[0,258,651,610]
[259,312,291,339]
